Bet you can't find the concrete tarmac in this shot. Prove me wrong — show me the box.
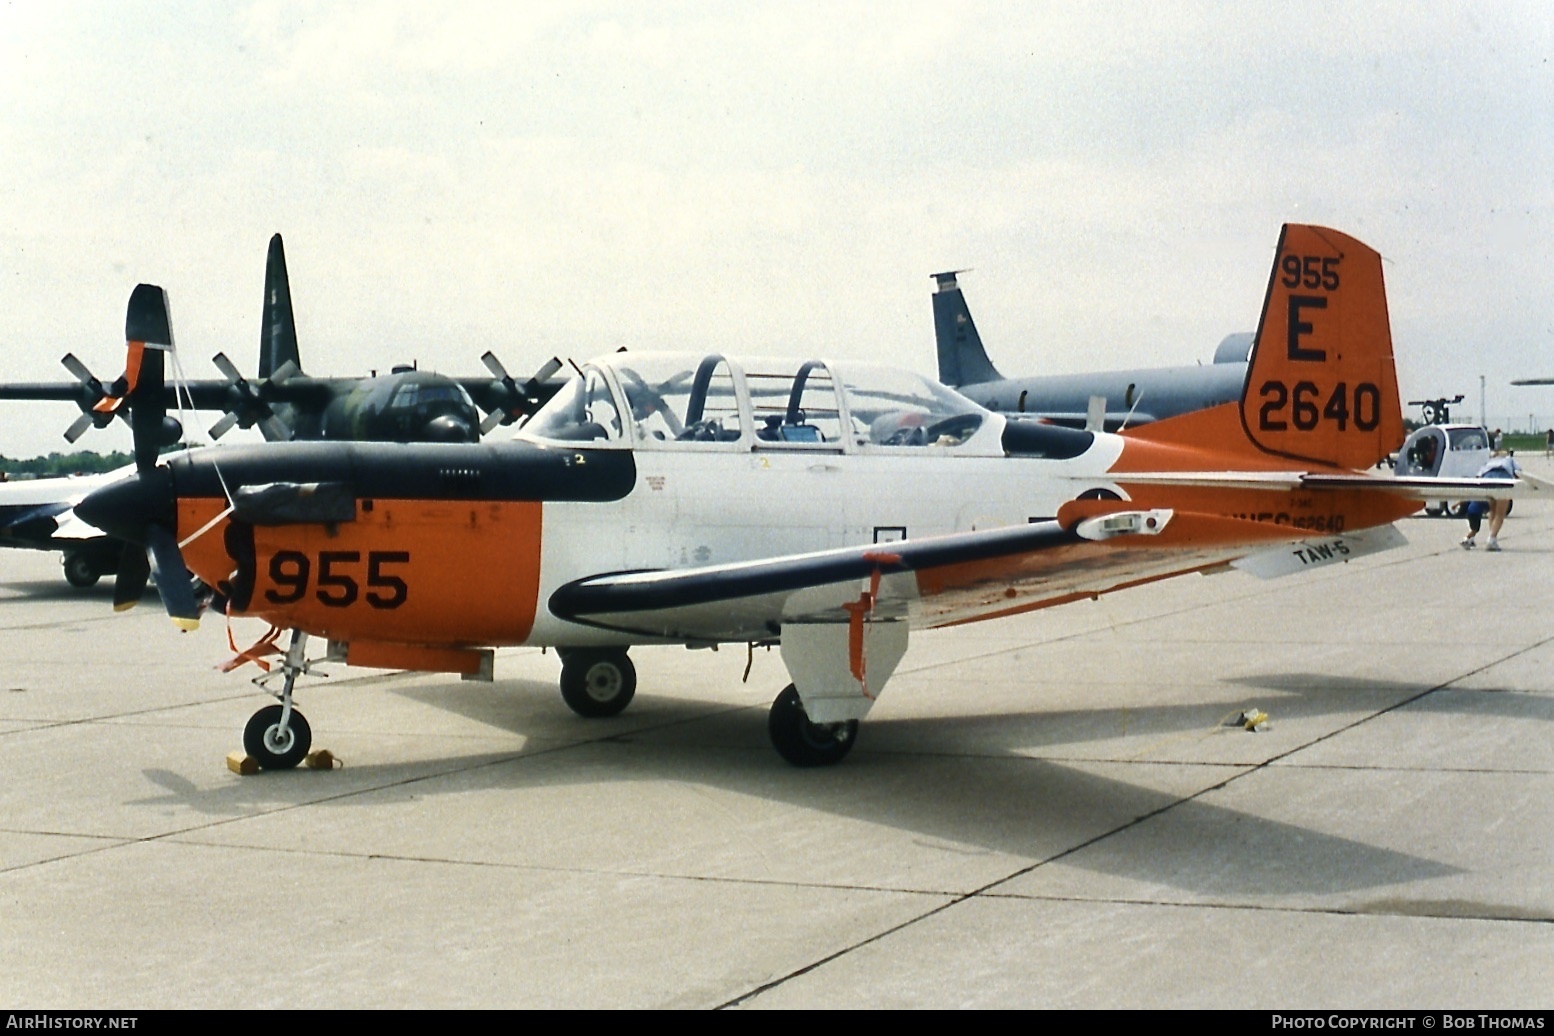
[2,468,1551,1009]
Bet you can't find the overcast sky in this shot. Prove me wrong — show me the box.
[2,1,1550,458]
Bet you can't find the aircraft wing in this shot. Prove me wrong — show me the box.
[0,380,238,408]
[548,507,1351,643]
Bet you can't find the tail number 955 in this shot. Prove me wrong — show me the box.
[263,550,410,609]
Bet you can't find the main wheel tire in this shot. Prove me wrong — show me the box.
[559,649,637,718]
[768,684,857,767]
[62,552,101,589]
[243,704,312,770]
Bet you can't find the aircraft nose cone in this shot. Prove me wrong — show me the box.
[74,468,174,544]
[425,414,477,443]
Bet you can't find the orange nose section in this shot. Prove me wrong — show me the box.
[180,497,544,647]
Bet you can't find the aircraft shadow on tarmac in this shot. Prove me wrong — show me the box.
[0,576,155,604]
[1229,671,1554,722]
[129,675,1463,902]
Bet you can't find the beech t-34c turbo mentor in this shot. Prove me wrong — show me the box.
[74,224,1532,768]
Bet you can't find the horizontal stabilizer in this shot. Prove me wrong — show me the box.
[1094,470,1544,501]
[1232,524,1407,579]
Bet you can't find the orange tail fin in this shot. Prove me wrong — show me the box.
[1240,224,1403,469]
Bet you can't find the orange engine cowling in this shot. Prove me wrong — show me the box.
[180,497,543,647]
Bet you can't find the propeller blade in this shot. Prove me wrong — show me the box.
[145,524,200,631]
[479,409,506,435]
[527,357,564,386]
[258,415,292,442]
[113,545,151,612]
[125,284,172,474]
[209,412,240,440]
[268,359,299,384]
[481,350,510,380]
[61,353,97,386]
[211,351,244,384]
[63,412,95,443]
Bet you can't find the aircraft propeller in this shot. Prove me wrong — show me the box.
[207,351,297,442]
[476,352,564,434]
[58,352,130,443]
[75,284,202,631]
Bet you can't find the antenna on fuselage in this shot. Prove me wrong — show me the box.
[1117,385,1143,433]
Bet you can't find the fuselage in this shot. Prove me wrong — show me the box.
[958,362,1248,428]
[130,353,1414,654]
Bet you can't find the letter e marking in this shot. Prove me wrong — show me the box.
[1287,295,1328,362]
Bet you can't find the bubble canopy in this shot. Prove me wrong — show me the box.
[519,353,1002,455]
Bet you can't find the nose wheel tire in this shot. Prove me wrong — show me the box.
[243,704,312,770]
[559,649,637,718]
[768,684,857,767]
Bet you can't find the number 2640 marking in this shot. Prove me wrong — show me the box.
[264,550,410,609]
[1258,380,1381,432]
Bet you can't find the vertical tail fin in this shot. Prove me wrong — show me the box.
[259,233,303,380]
[1240,225,1403,469]
[932,270,1002,387]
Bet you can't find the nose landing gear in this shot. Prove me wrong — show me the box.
[243,629,316,770]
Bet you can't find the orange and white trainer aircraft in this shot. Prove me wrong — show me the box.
[76,224,1528,768]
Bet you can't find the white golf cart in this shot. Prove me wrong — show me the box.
[1394,423,1492,516]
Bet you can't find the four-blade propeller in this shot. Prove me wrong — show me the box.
[477,352,564,434]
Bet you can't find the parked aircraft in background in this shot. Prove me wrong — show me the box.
[74,225,1534,771]
[0,234,562,588]
[932,269,1252,430]
[0,234,562,447]
[0,464,139,587]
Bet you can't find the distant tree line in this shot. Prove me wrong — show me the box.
[0,442,200,479]
[0,450,133,479]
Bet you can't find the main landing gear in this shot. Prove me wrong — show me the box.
[557,648,637,718]
[62,550,102,589]
[244,629,315,770]
[767,684,857,767]
[62,543,122,589]
[552,650,856,766]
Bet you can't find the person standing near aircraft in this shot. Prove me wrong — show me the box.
[1462,450,1521,551]
[1481,451,1521,551]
